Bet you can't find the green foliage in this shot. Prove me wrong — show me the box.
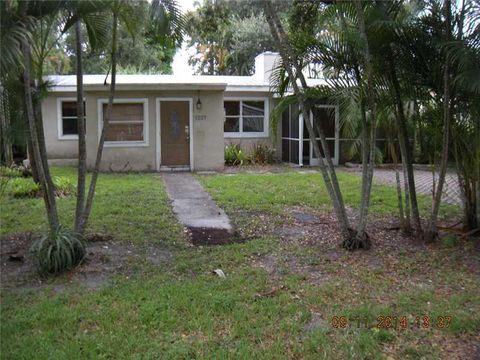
[442,234,458,248]
[249,143,276,164]
[0,165,26,178]
[52,176,76,197]
[224,144,249,166]
[9,178,41,198]
[61,0,179,74]
[186,0,276,75]
[30,225,86,275]
[8,176,75,198]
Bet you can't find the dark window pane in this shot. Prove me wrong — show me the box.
[290,139,299,163]
[62,101,77,117]
[311,139,335,158]
[105,123,143,141]
[303,117,310,139]
[282,107,290,137]
[224,101,240,116]
[303,140,310,165]
[62,118,78,135]
[242,101,264,117]
[290,105,299,138]
[62,101,85,117]
[282,139,289,162]
[224,117,239,132]
[243,117,264,132]
[314,107,335,138]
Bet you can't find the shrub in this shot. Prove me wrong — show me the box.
[8,176,75,198]
[225,144,249,166]
[10,178,41,198]
[442,234,458,248]
[52,176,76,197]
[0,165,23,178]
[30,226,86,275]
[0,164,32,178]
[250,143,276,164]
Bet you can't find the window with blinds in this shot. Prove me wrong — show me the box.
[103,103,144,142]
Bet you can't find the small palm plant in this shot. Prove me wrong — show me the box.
[31,226,86,275]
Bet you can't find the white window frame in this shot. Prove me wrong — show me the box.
[97,98,149,147]
[57,97,85,140]
[223,97,269,138]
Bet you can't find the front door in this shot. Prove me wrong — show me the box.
[160,101,190,166]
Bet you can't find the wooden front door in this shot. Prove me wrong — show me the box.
[160,101,190,166]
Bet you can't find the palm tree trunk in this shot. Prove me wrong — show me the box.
[21,37,59,231]
[425,0,452,241]
[353,0,376,245]
[0,86,13,165]
[78,11,118,235]
[263,0,356,246]
[386,53,422,234]
[74,20,87,234]
[390,142,406,232]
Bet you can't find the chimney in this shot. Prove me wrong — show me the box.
[254,52,281,83]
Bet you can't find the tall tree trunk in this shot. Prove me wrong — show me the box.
[425,0,452,242]
[0,86,13,165]
[263,0,363,248]
[353,0,376,245]
[26,133,40,182]
[21,37,59,231]
[32,86,56,195]
[74,20,87,234]
[390,142,406,232]
[78,11,118,235]
[386,54,422,234]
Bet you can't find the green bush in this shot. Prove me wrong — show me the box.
[10,178,41,198]
[0,165,25,178]
[225,144,249,166]
[442,234,458,248]
[8,176,75,198]
[250,143,276,164]
[30,225,86,275]
[52,176,76,197]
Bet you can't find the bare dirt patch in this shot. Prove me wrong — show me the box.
[1,233,173,291]
[248,207,480,359]
[187,227,244,246]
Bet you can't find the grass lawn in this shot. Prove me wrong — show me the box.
[1,168,478,359]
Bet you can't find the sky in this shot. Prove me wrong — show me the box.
[172,0,197,75]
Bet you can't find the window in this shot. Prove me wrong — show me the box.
[57,99,85,139]
[224,98,268,137]
[98,99,149,147]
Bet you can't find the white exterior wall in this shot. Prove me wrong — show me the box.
[41,93,79,160]
[43,90,225,171]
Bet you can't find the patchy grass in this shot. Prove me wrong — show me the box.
[0,167,183,246]
[1,168,478,359]
[198,171,459,219]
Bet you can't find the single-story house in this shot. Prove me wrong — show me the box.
[43,52,342,171]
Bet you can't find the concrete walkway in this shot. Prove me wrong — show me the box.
[162,173,233,232]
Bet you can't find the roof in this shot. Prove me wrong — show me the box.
[45,74,327,93]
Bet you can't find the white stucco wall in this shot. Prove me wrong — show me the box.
[41,93,79,160]
[42,90,225,171]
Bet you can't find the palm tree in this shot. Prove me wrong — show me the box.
[76,0,186,235]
